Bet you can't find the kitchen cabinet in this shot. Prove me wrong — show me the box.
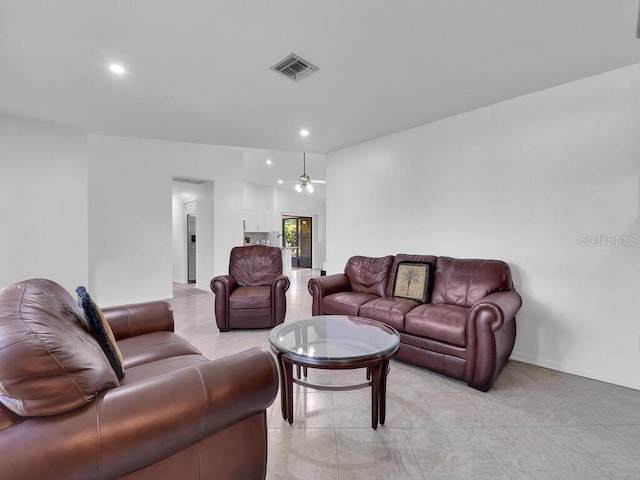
[243,209,258,232]
[243,209,272,232]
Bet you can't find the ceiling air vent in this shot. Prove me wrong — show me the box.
[271,53,318,82]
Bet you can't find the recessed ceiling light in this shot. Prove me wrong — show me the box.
[109,63,126,75]
[278,179,283,184]
[266,159,272,165]
[299,129,309,137]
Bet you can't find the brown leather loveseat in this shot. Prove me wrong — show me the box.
[0,278,278,479]
[308,254,522,391]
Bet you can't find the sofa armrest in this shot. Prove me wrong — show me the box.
[469,290,522,331]
[308,273,351,315]
[467,290,522,391]
[102,301,174,340]
[210,274,238,298]
[271,274,291,325]
[308,273,352,297]
[210,275,238,330]
[209,275,238,301]
[270,274,290,291]
[98,347,278,478]
[0,348,278,480]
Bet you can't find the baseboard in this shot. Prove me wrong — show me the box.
[510,351,639,391]
[510,351,562,371]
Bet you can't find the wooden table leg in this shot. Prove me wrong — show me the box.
[278,355,294,424]
[370,362,381,429]
[283,359,294,424]
[277,353,287,420]
[379,359,389,425]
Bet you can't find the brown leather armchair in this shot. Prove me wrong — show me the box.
[0,278,278,480]
[211,245,290,331]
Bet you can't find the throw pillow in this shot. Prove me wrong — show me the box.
[76,287,125,380]
[392,261,433,303]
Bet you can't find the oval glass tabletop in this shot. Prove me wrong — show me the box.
[269,315,400,361]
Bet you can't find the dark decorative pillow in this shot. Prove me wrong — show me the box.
[392,261,434,303]
[76,287,125,380]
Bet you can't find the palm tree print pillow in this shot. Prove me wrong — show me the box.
[392,261,433,303]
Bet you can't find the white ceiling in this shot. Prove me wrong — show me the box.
[1,1,639,157]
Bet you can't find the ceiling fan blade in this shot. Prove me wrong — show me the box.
[310,179,326,184]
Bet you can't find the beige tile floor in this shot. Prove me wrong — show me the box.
[170,269,640,480]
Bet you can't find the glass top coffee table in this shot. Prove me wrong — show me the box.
[269,315,400,429]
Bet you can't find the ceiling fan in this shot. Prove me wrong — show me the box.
[293,152,325,193]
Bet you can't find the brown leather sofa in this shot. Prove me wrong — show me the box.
[308,254,522,391]
[0,278,278,480]
[211,245,290,331]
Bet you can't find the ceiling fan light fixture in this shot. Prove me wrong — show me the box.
[293,152,318,193]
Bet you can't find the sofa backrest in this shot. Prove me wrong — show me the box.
[431,257,513,308]
[345,255,394,297]
[0,279,119,418]
[229,245,283,286]
[385,254,438,298]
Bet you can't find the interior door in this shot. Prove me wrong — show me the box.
[282,216,312,268]
[297,217,312,268]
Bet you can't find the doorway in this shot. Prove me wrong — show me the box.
[187,214,196,283]
[282,216,312,268]
[172,178,213,291]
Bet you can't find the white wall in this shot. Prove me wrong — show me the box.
[326,64,640,390]
[193,181,216,292]
[88,134,242,306]
[0,114,88,293]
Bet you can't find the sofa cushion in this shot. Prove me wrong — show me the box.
[0,279,119,417]
[229,245,283,286]
[385,254,438,297]
[76,286,125,380]
[322,292,379,316]
[431,257,512,308]
[345,255,394,297]
[117,331,204,370]
[405,303,469,347]
[359,297,420,332]
[229,286,272,309]
[391,261,434,304]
